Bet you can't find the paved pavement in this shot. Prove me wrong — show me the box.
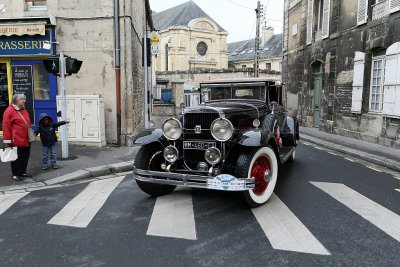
[1,119,399,192]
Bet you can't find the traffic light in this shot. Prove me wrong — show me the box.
[65,57,83,75]
[43,58,59,75]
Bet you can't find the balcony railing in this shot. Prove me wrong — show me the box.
[372,0,390,21]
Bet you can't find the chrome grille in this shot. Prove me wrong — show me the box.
[183,113,219,129]
[183,112,219,140]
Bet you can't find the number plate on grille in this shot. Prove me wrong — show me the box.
[183,141,216,150]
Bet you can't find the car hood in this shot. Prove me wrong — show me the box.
[184,100,268,129]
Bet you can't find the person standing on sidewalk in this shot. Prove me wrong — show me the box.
[34,113,69,170]
[2,93,33,181]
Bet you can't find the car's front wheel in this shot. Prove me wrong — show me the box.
[134,144,176,196]
[235,146,278,207]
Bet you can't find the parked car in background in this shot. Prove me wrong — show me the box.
[133,78,299,207]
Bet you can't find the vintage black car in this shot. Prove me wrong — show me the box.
[133,78,299,207]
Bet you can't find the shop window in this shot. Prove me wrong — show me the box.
[266,63,271,70]
[33,63,50,100]
[0,63,9,131]
[27,0,47,11]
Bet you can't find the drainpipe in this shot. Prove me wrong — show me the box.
[115,0,121,145]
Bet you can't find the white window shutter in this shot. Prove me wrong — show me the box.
[306,0,313,45]
[390,0,400,13]
[383,42,400,117]
[357,0,368,25]
[322,0,331,38]
[351,52,365,114]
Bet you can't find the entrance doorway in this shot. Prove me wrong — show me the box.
[312,62,323,127]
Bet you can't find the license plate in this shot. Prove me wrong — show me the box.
[207,174,246,191]
[183,141,216,150]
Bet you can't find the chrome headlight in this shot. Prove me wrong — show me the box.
[211,118,233,141]
[204,147,221,165]
[162,118,182,140]
[163,145,178,163]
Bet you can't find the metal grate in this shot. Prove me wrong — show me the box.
[183,112,219,129]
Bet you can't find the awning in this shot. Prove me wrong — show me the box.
[0,21,47,36]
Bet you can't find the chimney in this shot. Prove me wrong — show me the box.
[261,26,274,46]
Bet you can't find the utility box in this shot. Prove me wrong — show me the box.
[56,95,106,147]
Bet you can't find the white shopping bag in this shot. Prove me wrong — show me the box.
[1,147,18,162]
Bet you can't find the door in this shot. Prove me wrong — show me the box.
[313,73,322,127]
[81,98,99,138]
[0,60,11,132]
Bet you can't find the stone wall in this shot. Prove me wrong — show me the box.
[0,0,150,145]
[283,0,400,149]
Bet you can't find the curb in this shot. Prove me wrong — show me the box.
[0,161,134,193]
[300,134,400,172]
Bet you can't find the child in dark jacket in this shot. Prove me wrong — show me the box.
[35,113,69,170]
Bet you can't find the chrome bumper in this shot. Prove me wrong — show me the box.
[133,166,255,191]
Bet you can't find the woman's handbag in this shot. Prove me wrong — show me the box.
[0,147,18,162]
[17,111,36,142]
[28,128,37,142]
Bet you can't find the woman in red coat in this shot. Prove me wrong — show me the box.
[2,93,33,181]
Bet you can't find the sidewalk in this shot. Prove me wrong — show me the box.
[299,127,400,172]
[0,138,139,192]
[1,124,399,192]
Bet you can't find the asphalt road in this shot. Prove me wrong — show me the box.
[0,141,399,266]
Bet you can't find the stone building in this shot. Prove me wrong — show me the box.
[152,1,228,72]
[0,0,153,146]
[151,1,283,116]
[283,0,400,148]
[228,26,282,72]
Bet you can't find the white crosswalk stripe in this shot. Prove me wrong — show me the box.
[0,192,29,215]
[396,189,400,193]
[47,176,125,228]
[147,188,197,240]
[311,182,400,242]
[252,193,330,255]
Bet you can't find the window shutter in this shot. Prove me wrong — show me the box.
[390,0,400,13]
[383,42,400,117]
[351,52,365,114]
[357,0,368,25]
[322,0,331,38]
[306,0,313,45]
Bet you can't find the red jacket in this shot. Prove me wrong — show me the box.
[2,104,31,147]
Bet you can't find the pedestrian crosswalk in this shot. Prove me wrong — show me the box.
[0,176,399,256]
[48,176,124,228]
[0,192,29,215]
[311,182,400,242]
[252,193,330,255]
[147,188,196,240]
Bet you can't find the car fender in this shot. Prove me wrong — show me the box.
[133,129,166,146]
[282,116,295,134]
[235,130,262,146]
[281,116,299,145]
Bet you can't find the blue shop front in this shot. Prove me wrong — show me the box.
[0,18,57,133]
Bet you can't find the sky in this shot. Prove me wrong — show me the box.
[148,0,284,43]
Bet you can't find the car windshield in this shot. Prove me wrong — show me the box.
[201,85,266,101]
